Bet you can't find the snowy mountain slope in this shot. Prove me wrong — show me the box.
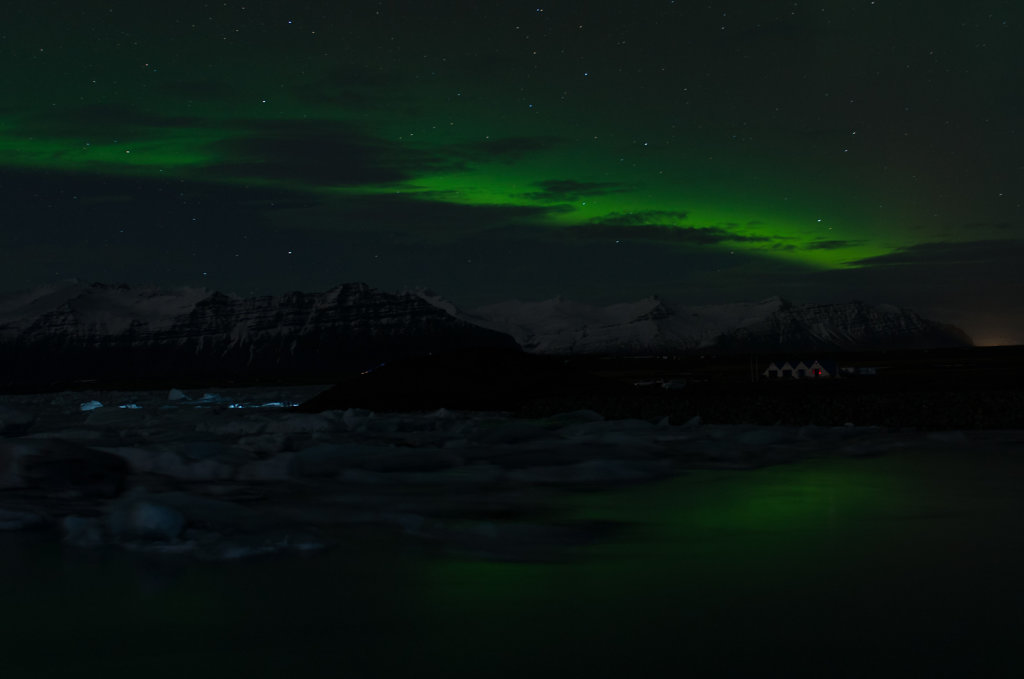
[0,281,972,389]
[0,282,518,387]
[715,300,974,352]
[0,282,213,336]
[430,294,972,354]
[459,296,783,354]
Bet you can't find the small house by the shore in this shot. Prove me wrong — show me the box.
[762,359,839,379]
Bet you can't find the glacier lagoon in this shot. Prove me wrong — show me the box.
[1,387,1022,675]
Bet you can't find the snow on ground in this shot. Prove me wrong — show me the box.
[0,385,1014,561]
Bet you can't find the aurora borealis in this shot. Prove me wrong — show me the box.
[2,1,1022,343]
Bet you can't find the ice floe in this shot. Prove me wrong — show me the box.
[0,384,1015,561]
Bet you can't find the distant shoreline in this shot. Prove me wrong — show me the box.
[3,345,1022,429]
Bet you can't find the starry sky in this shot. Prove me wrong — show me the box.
[2,1,1022,343]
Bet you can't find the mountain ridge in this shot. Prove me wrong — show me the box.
[0,281,518,388]
[413,290,972,354]
[0,281,972,389]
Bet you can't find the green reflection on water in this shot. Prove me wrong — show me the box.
[3,450,1024,677]
[413,451,1024,676]
[424,457,905,595]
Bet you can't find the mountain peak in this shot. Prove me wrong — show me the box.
[410,288,463,317]
[468,294,971,354]
[0,281,519,388]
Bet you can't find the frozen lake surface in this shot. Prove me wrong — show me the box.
[2,386,1023,675]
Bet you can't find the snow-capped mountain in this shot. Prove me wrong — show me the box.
[423,294,972,355]
[454,296,781,354]
[0,281,972,388]
[713,300,973,352]
[0,281,517,387]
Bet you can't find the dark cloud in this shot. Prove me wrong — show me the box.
[207,124,564,188]
[845,240,1020,267]
[12,104,205,139]
[805,239,863,250]
[6,99,566,193]
[446,136,565,163]
[209,135,406,186]
[0,167,305,232]
[569,222,771,245]
[261,191,569,242]
[0,163,565,245]
[0,166,309,292]
[10,108,473,189]
[0,164,571,293]
[520,179,630,202]
[579,210,775,245]
[591,210,690,226]
[348,194,564,227]
[962,221,1017,231]
[206,120,457,187]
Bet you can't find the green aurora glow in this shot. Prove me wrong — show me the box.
[2,1,1022,340]
[0,109,955,269]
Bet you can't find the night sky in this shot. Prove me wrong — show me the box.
[3,1,1022,344]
